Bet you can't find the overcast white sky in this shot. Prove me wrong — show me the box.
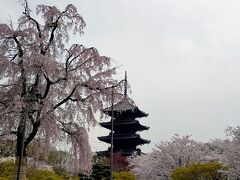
[1,0,240,153]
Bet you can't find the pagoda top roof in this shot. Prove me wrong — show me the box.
[103,97,148,118]
[104,97,135,111]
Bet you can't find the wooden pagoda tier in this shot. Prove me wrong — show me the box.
[98,147,142,157]
[98,95,150,157]
[98,133,150,145]
[100,119,149,133]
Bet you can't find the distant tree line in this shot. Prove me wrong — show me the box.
[129,126,240,180]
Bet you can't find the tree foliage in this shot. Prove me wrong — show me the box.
[0,160,78,180]
[0,0,121,174]
[0,160,15,178]
[113,152,129,172]
[130,127,240,179]
[130,134,206,180]
[170,162,228,180]
[0,140,15,157]
[87,154,130,179]
[80,155,110,179]
[46,149,69,176]
[206,126,240,180]
[104,152,129,172]
[223,126,240,179]
[113,171,136,180]
[26,168,64,180]
[199,127,240,180]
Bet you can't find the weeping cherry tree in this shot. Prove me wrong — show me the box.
[0,0,121,174]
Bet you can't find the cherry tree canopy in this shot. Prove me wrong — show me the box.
[130,128,240,179]
[0,0,121,174]
[209,127,240,180]
[223,127,240,179]
[130,135,206,180]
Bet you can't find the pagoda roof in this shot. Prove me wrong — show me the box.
[98,134,150,145]
[97,148,141,157]
[100,120,149,131]
[97,150,133,157]
[103,97,148,118]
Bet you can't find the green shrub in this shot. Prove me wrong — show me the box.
[0,178,12,180]
[0,160,78,180]
[171,161,228,180]
[113,171,136,180]
[0,160,15,178]
[27,168,64,180]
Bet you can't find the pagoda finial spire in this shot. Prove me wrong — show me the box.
[124,71,127,97]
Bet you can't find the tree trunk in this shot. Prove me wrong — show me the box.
[15,103,28,180]
[16,120,27,157]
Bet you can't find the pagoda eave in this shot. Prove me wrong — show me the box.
[104,107,148,118]
[97,149,139,157]
[100,121,149,131]
[98,136,150,145]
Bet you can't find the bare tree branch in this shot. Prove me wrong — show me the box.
[53,86,76,109]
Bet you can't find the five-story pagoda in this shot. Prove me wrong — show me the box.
[98,73,150,156]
